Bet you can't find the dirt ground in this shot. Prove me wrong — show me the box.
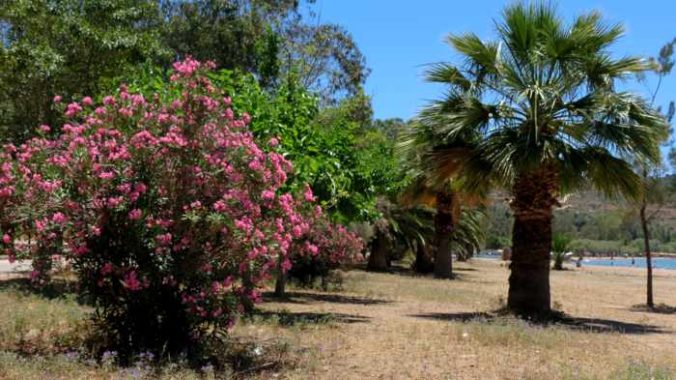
[238,259,676,380]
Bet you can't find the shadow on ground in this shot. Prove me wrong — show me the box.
[349,263,470,280]
[263,291,391,306]
[630,304,676,315]
[253,310,371,326]
[453,266,478,272]
[410,311,670,335]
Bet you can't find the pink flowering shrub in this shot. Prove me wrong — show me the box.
[0,58,361,360]
[287,212,364,288]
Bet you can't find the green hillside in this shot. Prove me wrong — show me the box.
[485,176,676,254]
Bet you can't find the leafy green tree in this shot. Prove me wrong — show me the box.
[395,157,486,278]
[281,21,369,103]
[1,0,369,142]
[159,0,299,87]
[0,0,168,142]
[419,3,665,317]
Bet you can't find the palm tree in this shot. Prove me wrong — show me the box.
[420,3,665,317]
[399,117,488,279]
[396,171,486,278]
[551,233,572,270]
[367,197,435,272]
[452,208,486,262]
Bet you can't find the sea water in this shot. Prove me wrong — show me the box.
[475,252,676,270]
[583,257,676,270]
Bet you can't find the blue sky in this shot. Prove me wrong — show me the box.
[309,0,676,121]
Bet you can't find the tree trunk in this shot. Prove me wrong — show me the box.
[367,230,389,272]
[241,269,255,315]
[274,254,287,298]
[434,191,455,279]
[640,204,654,309]
[413,243,434,274]
[508,167,558,317]
[553,254,563,270]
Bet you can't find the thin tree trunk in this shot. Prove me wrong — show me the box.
[508,168,558,317]
[241,269,255,315]
[367,230,389,272]
[640,203,654,309]
[434,191,455,279]
[274,254,287,298]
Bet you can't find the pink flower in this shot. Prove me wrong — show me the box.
[106,197,123,208]
[134,183,148,194]
[103,96,116,105]
[2,234,11,244]
[82,96,93,106]
[213,200,227,212]
[248,159,263,172]
[292,225,304,238]
[98,171,115,180]
[122,271,142,291]
[53,95,62,103]
[39,125,51,133]
[224,108,234,120]
[234,218,253,232]
[155,233,172,246]
[172,57,200,77]
[304,185,315,202]
[52,212,67,225]
[128,209,142,220]
[73,245,89,256]
[35,219,46,232]
[261,190,275,201]
[101,262,114,275]
[268,137,279,147]
[131,94,146,106]
[65,102,83,117]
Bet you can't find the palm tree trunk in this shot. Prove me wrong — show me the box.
[434,191,455,279]
[508,168,558,317]
[367,230,389,271]
[457,242,473,262]
[640,203,654,309]
[413,242,434,273]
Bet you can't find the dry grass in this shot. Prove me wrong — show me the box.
[0,260,675,379]
[240,260,676,380]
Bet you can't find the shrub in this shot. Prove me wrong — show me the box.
[551,233,572,270]
[287,215,363,288]
[0,58,358,362]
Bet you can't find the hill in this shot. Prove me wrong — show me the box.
[485,176,676,254]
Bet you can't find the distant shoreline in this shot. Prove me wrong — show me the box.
[582,253,676,259]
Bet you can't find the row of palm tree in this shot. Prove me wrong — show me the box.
[366,196,485,275]
[402,3,667,318]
